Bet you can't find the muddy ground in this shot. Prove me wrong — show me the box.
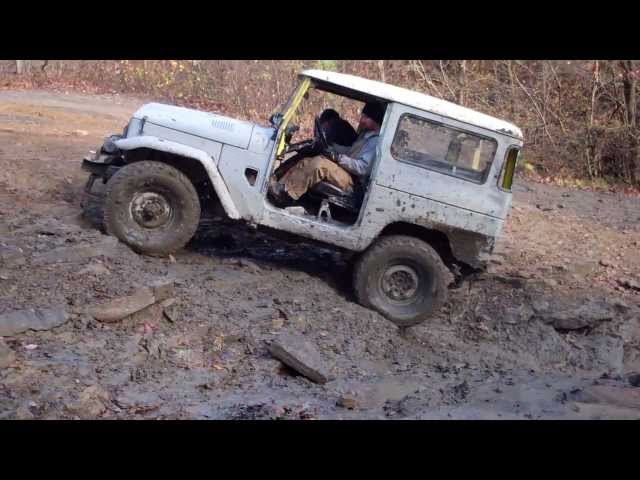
[1,90,640,420]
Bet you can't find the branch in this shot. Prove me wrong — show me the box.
[512,68,556,145]
[410,61,444,98]
[439,60,458,102]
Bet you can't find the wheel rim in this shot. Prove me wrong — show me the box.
[380,264,420,304]
[130,191,173,229]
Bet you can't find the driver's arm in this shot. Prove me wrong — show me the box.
[330,143,351,155]
[335,136,378,177]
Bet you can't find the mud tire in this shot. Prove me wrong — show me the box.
[353,235,449,327]
[104,161,201,255]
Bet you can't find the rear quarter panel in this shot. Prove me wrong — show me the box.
[356,103,521,265]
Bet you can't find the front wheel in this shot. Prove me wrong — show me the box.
[104,161,201,255]
[353,235,449,327]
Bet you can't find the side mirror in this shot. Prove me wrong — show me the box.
[269,113,283,128]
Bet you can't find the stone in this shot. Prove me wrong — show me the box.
[571,401,640,420]
[67,385,111,418]
[87,288,156,323]
[268,332,331,384]
[31,236,119,265]
[572,385,640,411]
[162,299,181,323]
[611,299,631,313]
[337,394,357,409]
[150,280,175,302]
[617,278,640,291]
[238,259,261,274]
[628,373,640,388]
[77,262,110,276]
[0,339,16,368]
[87,280,175,323]
[0,306,69,336]
[14,403,35,420]
[492,274,527,289]
[583,335,625,375]
[569,261,599,277]
[502,304,534,325]
[530,293,618,330]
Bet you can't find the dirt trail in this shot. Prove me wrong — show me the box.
[1,90,639,420]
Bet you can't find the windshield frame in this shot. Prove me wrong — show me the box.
[273,76,311,157]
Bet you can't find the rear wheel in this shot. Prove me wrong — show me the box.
[104,161,201,255]
[353,235,449,327]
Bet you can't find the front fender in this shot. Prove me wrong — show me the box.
[114,136,240,220]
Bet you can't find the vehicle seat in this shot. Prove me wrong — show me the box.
[308,181,361,213]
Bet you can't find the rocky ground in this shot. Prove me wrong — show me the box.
[1,90,640,420]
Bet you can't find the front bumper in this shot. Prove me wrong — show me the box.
[80,149,122,208]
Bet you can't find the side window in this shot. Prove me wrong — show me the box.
[390,114,498,183]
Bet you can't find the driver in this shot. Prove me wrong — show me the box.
[269,101,385,205]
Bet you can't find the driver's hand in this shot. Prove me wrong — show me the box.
[322,146,341,163]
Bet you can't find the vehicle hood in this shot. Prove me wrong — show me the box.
[132,103,272,151]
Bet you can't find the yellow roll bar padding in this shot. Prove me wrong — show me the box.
[472,139,482,170]
[502,147,519,191]
[276,77,311,157]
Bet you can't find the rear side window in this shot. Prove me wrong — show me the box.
[391,114,498,183]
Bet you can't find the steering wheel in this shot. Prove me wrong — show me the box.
[313,116,330,152]
[284,116,329,156]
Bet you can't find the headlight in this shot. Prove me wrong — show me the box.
[102,134,122,154]
[102,139,118,154]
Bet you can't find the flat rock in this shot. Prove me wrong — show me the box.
[0,339,16,367]
[572,385,640,411]
[268,332,331,384]
[87,287,156,323]
[31,236,119,265]
[86,280,176,323]
[530,293,617,330]
[571,401,640,420]
[0,306,69,336]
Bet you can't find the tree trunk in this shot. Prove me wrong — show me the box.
[16,60,24,75]
[378,60,385,83]
[584,60,600,178]
[457,60,467,106]
[620,60,639,183]
[507,61,516,118]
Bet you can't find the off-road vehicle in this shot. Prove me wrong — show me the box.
[81,69,524,326]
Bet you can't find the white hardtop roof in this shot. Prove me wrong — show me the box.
[300,69,523,140]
